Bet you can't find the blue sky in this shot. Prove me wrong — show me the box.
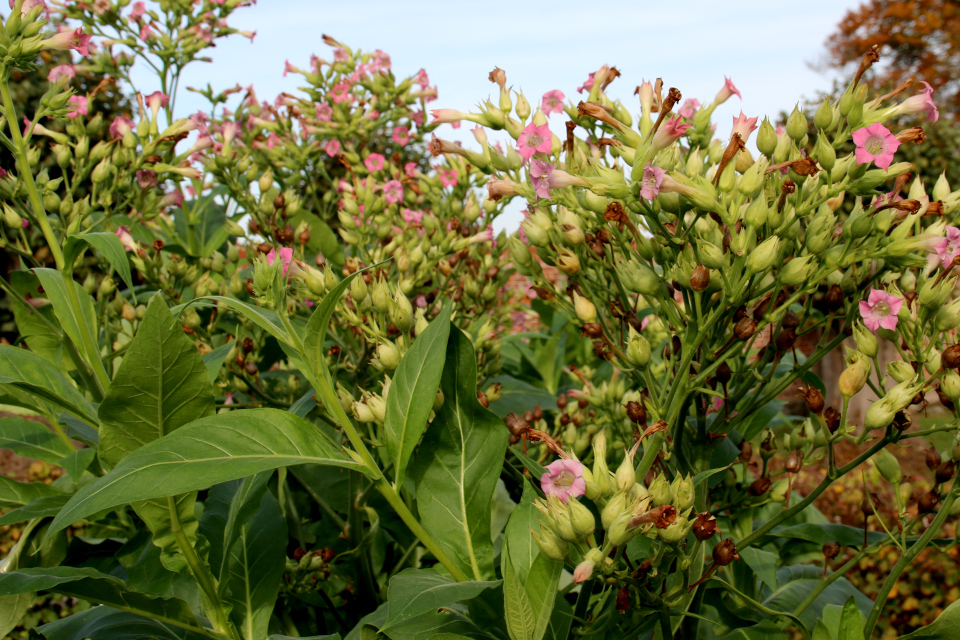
[137,0,865,229]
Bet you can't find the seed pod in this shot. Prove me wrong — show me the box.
[776,327,798,352]
[557,394,568,410]
[824,407,841,433]
[749,477,772,496]
[935,460,956,485]
[712,538,739,566]
[692,512,719,540]
[785,449,804,474]
[581,323,604,339]
[861,493,876,516]
[716,363,733,386]
[690,265,710,291]
[892,410,911,431]
[919,490,940,514]
[739,440,753,463]
[625,400,646,425]
[943,344,960,369]
[800,387,824,414]
[734,317,758,340]
[505,413,531,437]
[477,391,489,408]
[822,541,841,560]
[926,447,942,471]
[781,309,801,329]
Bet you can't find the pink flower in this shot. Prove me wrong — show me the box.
[540,459,586,502]
[316,103,332,121]
[12,0,45,16]
[266,247,294,276]
[640,164,666,200]
[67,95,88,119]
[129,1,145,21]
[415,69,430,89]
[383,179,403,204]
[730,111,759,143]
[370,49,391,71]
[934,226,960,268]
[224,392,234,406]
[42,28,93,56]
[517,121,552,163]
[109,116,134,139]
[430,109,469,125]
[410,110,425,126]
[364,153,385,172]
[140,23,154,41]
[577,72,596,94]
[146,91,168,118]
[714,77,741,104]
[402,208,423,224]
[325,139,341,156]
[333,47,349,62]
[541,90,565,116]
[651,115,691,152]
[404,162,418,177]
[47,65,75,83]
[678,98,701,119]
[391,126,410,146]
[852,123,900,170]
[115,226,138,252]
[530,159,554,200]
[859,289,904,331]
[136,169,157,188]
[283,60,300,77]
[439,168,458,187]
[330,83,353,104]
[896,81,939,123]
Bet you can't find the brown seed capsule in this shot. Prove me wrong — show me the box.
[824,284,844,311]
[152,239,165,252]
[249,219,261,235]
[523,410,534,423]
[690,265,710,291]
[716,362,733,385]
[477,391,489,408]
[781,309,800,329]
[560,414,571,426]
[625,400,646,425]
[943,345,960,369]
[734,317,758,340]
[616,585,631,612]
[242,337,255,353]
[935,460,956,485]
[892,410,911,431]
[785,449,804,474]
[926,447,942,471]
[749,477,772,496]
[557,394,568,410]
[712,538,740,566]
[739,440,753,463]
[861,493,876,516]
[234,353,246,367]
[800,386,825,414]
[273,193,286,210]
[822,541,841,560]
[244,361,259,376]
[581,323,604,339]
[824,407,841,433]
[919,490,940,514]
[505,413,531,437]
[775,327,797,352]
[532,405,543,421]
[299,227,311,244]
[692,512,719,541]
[509,434,520,444]
[578,399,589,409]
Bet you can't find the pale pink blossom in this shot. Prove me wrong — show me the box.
[430,108,469,125]
[714,77,741,104]
[852,123,900,170]
[47,65,75,83]
[859,289,904,331]
[530,159,554,200]
[333,47,349,62]
[934,226,960,268]
[41,28,93,56]
[266,247,294,276]
[415,69,430,89]
[402,209,423,224]
[129,1,146,21]
[136,169,157,188]
[146,91,168,119]
[573,559,595,584]
[383,179,403,204]
[517,121,551,163]
[391,126,410,146]
[410,110,425,126]
[640,164,666,200]
[109,116,134,140]
[325,139,341,156]
[140,23,154,41]
[894,81,939,123]
[730,111,759,143]
[364,153,385,172]
[115,226,138,252]
[404,162,418,177]
[465,228,494,245]
[283,60,300,77]
[577,72,596,94]
[540,459,586,502]
[651,115,691,152]
[678,98,701,119]
[67,96,88,119]
[439,168,458,187]
[541,90,565,116]
[369,49,391,71]
[12,0,45,16]
[330,83,353,104]
[316,103,332,121]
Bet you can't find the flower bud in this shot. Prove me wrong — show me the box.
[572,292,597,324]
[377,341,401,370]
[933,172,951,203]
[352,401,376,423]
[699,242,724,270]
[671,474,694,511]
[532,523,569,561]
[592,433,613,497]
[392,290,414,332]
[839,352,870,398]
[606,512,638,546]
[887,361,915,384]
[624,326,651,368]
[786,105,807,141]
[780,255,818,287]
[919,276,953,309]
[943,370,960,404]
[568,497,596,538]
[746,236,780,274]
[814,98,834,130]
[853,323,878,358]
[936,297,960,332]
[814,134,836,172]
[757,117,777,156]
[649,474,673,506]
[658,515,691,543]
[874,448,902,485]
[601,491,628,530]
[770,479,789,503]
[615,446,638,492]
[573,547,604,583]
[744,196,768,228]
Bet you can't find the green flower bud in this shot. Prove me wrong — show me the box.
[91,157,112,183]
[352,401,376,423]
[780,255,818,287]
[699,241,724,270]
[671,474,694,511]
[839,351,871,399]
[601,491,628,530]
[532,523,569,561]
[887,361,915,384]
[568,497,596,538]
[919,276,953,309]
[649,474,673,507]
[98,276,116,297]
[572,292,597,324]
[770,479,789,503]
[606,512,638,546]
[258,168,274,193]
[392,290,414,332]
[350,275,368,302]
[377,341,401,370]
[933,172,951,203]
[624,326,651,368]
[757,117,777,157]
[874,448,902,485]
[786,105,807,141]
[943,370,960,404]
[592,432,613,498]
[615,446,638,492]
[853,322,878,358]
[814,98,834,130]
[414,309,429,337]
[899,482,913,505]
[2,204,21,229]
[658,515,691,543]
[936,297,960,332]
[744,196,768,228]
[814,134,836,172]
[746,236,780,275]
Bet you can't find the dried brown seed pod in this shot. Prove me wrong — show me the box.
[785,449,804,474]
[822,541,841,560]
[692,512,718,540]
[749,477,772,496]
[712,538,740,566]
[734,317,758,340]
[690,265,710,291]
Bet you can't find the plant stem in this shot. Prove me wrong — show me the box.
[569,579,595,639]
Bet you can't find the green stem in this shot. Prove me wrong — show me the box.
[569,579,596,639]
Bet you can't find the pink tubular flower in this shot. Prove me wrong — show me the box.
[266,247,294,276]
[530,159,554,200]
[895,81,939,123]
[316,103,333,121]
[651,115,691,152]
[330,83,353,104]
[577,72,596,94]
[640,164,666,200]
[13,0,45,16]
[439,168,458,187]
[325,139,341,157]
[41,28,93,56]
[402,208,423,224]
[109,116,135,139]
[391,126,410,145]
[115,226,138,252]
[67,95,88,119]
[934,226,960,268]
[541,90,565,116]
[430,108,469,125]
[135,169,157,188]
[383,179,403,204]
[517,121,552,163]
[859,289,904,331]
[678,98,701,119]
[129,1,145,21]
[364,153,385,172]
[714,77,741,104]
[540,459,586,502]
[852,123,901,170]
[730,111,759,143]
[283,60,300,77]
[404,162,418,177]
[146,91,168,118]
[415,69,430,89]
[48,65,75,82]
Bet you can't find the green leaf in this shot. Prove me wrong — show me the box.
[839,596,864,640]
[717,621,786,639]
[202,342,234,384]
[508,450,547,480]
[0,475,60,508]
[0,494,70,526]
[381,568,500,632]
[303,268,363,391]
[32,268,98,370]
[48,408,366,537]
[812,620,832,640]
[66,232,134,291]
[58,448,96,481]
[0,344,98,423]
[98,293,216,469]
[268,635,340,640]
[132,493,200,573]
[503,480,544,583]
[0,416,73,463]
[693,466,732,487]
[220,480,287,640]
[411,327,508,581]
[384,304,452,485]
[739,547,779,591]
[768,523,887,547]
[174,296,288,345]
[484,376,555,420]
[31,606,207,640]
[763,565,872,631]
[10,297,72,371]
[0,567,209,635]
[898,596,960,638]
[198,480,241,577]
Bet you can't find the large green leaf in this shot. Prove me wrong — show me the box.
[219,474,287,640]
[763,565,872,632]
[174,296,288,345]
[302,267,362,391]
[65,232,134,291]
[384,304,452,485]
[0,344,98,423]
[48,409,366,537]
[132,493,200,573]
[0,475,60,508]
[739,547,779,591]
[501,480,560,640]
[411,327,507,581]
[98,293,215,469]
[899,596,960,638]
[483,376,555,420]
[768,523,888,547]
[0,494,70,526]
[32,606,208,640]
[0,566,209,635]
[32,268,99,371]
[717,622,786,639]
[838,596,864,640]
[10,297,72,370]
[381,568,500,631]
[202,342,234,384]
[199,479,242,577]
[0,416,73,463]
